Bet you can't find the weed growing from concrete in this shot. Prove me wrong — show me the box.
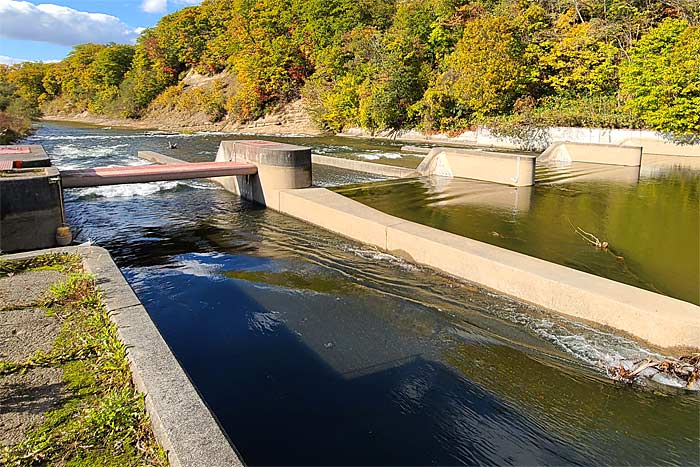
[0,254,167,466]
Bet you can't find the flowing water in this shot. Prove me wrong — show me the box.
[22,122,700,466]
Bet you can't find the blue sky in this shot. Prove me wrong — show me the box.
[0,0,201,64]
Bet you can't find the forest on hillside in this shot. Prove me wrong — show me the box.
[1,0,699,142]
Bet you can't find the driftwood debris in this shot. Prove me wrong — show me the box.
[609,353,700,389]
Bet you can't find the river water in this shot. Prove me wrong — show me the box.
[24,122,699,466]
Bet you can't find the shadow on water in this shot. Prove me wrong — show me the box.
[127,253,588,466]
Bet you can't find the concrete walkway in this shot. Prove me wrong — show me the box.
[0,269,69,447]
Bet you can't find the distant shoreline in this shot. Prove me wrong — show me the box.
[41,105,324,137]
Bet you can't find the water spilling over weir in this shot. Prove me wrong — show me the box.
[24,122,699,465]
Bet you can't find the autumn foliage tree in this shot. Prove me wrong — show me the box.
[5,0,698,135]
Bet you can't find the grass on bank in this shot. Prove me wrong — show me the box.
[0,253,167,467]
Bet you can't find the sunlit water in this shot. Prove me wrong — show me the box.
[337,159,700,305]
[21,122,700,466]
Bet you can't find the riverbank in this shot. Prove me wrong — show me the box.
[42,99,324,137]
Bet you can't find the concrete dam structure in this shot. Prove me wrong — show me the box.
[1,140,698,352]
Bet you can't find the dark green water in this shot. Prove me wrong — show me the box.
[336,159,700,305]
[24,122,700,465]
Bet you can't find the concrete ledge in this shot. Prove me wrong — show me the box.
[2,246,244,467]
[276,189,700,351]
[312,154,417,178]
[539,142,642,166]
[417,148,536,186]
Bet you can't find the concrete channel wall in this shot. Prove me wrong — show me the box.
[3,246,244,467]
[276,188,700,351]
[312,154,418,178]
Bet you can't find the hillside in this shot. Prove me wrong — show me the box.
[1,0,699,141]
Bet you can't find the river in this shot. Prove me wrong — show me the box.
[24,121,699,466]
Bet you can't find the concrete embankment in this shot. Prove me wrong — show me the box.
[3,246,243,467]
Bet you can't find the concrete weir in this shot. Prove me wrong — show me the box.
[138,141,699,351]
[417,148,536,186]
[539,142,643,166]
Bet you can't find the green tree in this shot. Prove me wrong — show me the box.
[620,18,700,134]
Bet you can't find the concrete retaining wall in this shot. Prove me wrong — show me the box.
[539,142,642,166]
[312,154,417,178]
[277,188,700,351]
[340,127,700,155]
[3,246,244,467]
[417,148,536,186]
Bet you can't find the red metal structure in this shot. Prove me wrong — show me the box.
[61,161,258,188]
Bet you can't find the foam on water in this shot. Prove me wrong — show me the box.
[73,181,182,199]
[356,151,403,160]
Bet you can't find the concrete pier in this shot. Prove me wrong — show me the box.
[417,148,536,186]
[0,145,50,168]
[214,140,312,209]
[1,163,63,254]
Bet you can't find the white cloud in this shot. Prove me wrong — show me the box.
[141,0,202,13]
[0,55,28,65]
[0,55,59,65]
[141,0,166,13]
[0,1,142,46]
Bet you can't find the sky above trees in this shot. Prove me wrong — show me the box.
[0,0,201,64]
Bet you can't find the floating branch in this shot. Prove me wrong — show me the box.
[567,218,609,250]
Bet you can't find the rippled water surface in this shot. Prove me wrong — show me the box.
[24,122,700,466]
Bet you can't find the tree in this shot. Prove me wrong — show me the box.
[620,19,700,134]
